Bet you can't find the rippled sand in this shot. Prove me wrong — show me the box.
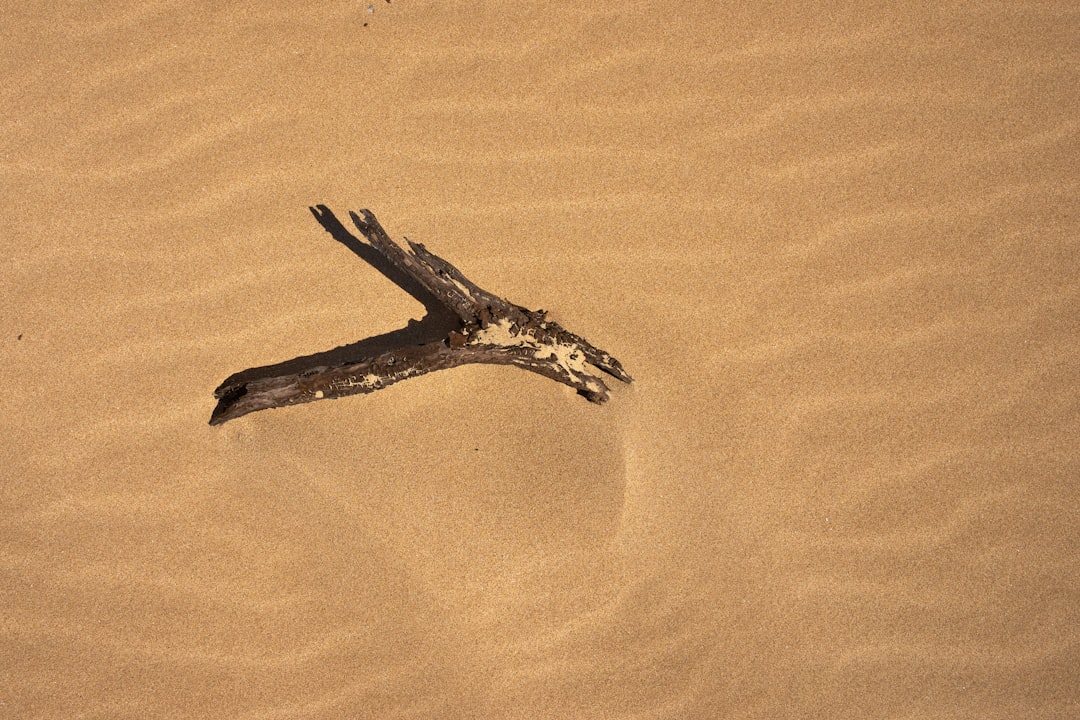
[3,2,1078,718]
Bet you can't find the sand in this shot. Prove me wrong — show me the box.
[2,2,1078,718]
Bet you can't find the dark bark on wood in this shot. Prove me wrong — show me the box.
[210,207,632,425]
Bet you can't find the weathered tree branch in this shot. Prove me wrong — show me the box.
[210,207,632,425]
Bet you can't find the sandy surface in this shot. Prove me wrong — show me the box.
[2,2,1078,718]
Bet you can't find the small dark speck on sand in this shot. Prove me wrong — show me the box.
[17,334,23,340]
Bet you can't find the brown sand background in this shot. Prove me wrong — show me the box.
[2,1,1079,718]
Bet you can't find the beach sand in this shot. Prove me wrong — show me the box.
[2,2,1078,717]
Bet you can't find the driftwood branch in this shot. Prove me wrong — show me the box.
[210,207,632,425]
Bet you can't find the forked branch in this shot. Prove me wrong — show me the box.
[210,207,631,425]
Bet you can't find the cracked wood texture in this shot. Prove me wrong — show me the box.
[209,208,631,425]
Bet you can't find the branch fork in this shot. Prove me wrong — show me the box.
[210,207,632,425]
